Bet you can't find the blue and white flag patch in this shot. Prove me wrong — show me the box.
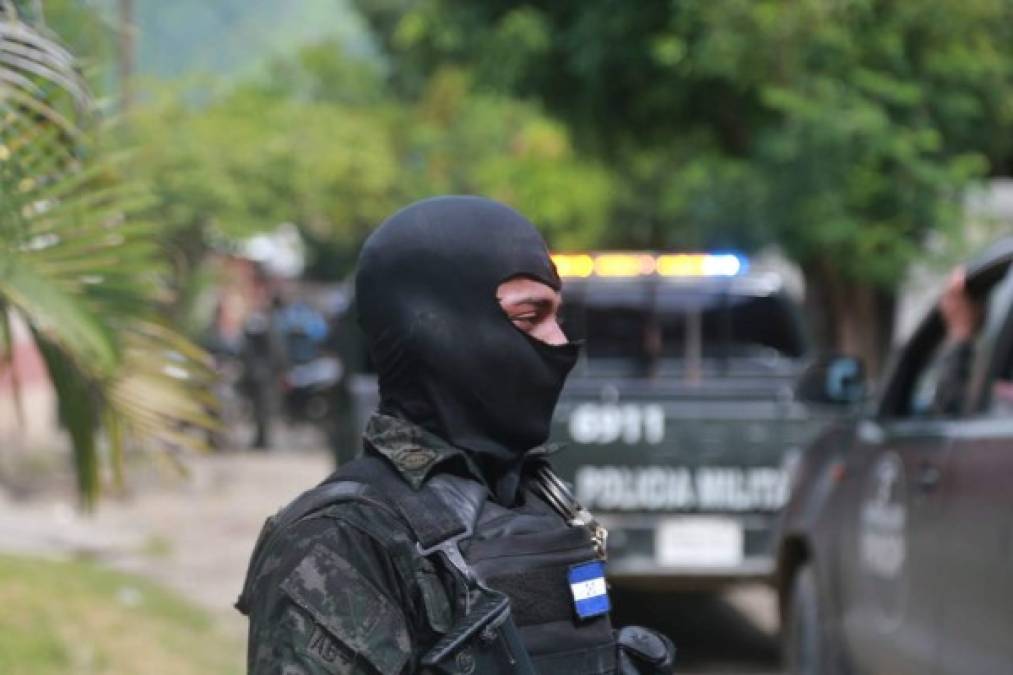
[568,560,610,620]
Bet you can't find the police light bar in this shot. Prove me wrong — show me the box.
[551,253,747,278]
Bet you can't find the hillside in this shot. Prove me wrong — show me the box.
[93,0,371,80]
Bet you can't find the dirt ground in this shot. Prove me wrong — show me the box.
[0,441,332,646]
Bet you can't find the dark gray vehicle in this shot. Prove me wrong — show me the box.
[777,238,1013,675]
[546,253,835,591]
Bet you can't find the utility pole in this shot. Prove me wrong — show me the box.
[118,0,134,113]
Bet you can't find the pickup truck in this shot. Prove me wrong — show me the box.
[345,251,837,590]
[776,238,1013,675]
[546,252,837,590]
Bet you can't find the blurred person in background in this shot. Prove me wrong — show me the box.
[240,268,286,450]
[272,292,344,428]
[202,299,248,449]
[273,294,329,366]
[238,196,674,674]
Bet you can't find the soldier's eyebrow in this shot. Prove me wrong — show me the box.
[508,297,560,313]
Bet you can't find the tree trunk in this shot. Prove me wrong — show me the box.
[118,0,134,113]
[801,258,896,378]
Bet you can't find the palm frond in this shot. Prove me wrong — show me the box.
[32,327,101,500]
[1,8,217,508]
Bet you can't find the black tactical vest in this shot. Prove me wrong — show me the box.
[461,485,616,674]
[239,453,617,674]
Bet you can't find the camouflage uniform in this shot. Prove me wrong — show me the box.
[242,413,519,675]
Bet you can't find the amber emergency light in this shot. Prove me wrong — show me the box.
[551,252,747,278]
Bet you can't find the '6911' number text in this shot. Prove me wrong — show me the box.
[568,403,665,445]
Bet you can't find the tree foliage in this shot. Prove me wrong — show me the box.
[127,39,613,279]
[355,0,1013,365]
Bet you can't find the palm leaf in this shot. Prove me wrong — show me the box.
[32,328,101,499]
[1,6,217,508]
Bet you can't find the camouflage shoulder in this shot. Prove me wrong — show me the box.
[279,541,412,674]
[244,493,414,598]
[246,515,415,674]
[240,483,388,613]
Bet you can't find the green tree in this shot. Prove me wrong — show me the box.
[357,0,1013,370]
[0,4,215,507]
[127,39,612,281]
[126,83,401,281]
[388,66,613,250]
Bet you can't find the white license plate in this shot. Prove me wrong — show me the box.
[655,517,744,568]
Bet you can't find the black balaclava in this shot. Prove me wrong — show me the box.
[356,196,578,502]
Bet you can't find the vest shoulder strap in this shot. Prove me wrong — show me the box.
[328,453,471,550]
[332,454,487,583]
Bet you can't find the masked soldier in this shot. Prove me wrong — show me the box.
[238,196,675,674]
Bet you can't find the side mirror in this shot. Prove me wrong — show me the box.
[796,355,867,405]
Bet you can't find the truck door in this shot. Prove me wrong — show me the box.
[840,422,950,674]
[934,264,1013,675]
[837,317,958,674]
[935,420,1013,674]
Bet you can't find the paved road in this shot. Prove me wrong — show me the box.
[614,586,783,674]
[0,438,785,674]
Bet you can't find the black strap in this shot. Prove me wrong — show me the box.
[420,589,510,666]
[325,454,468,550]
[330,454,495,593]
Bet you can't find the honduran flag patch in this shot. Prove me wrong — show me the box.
[568,560,610,620]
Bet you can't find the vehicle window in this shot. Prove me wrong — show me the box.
[582,305,651,360]
[908,340,954,417]
[897,262,1012,419]
[982,270,1013,416]
[562,280,806,378]
[990,348,1013,415]
[657,293,805,360]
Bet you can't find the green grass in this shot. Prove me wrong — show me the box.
[0,555,243,675]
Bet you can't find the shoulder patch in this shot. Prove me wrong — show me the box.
[395,448,436,471]
[304,622,355,670]
[281,543,410,674]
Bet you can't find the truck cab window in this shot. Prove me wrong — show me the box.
[899,261,1012,419]
[657,292,805,360]
[990,349,1013,415]
[983,269,1013,416]
[561,279,653,376]
[582,306,651,359]
[562,279,806,379]
[908,339,958,418]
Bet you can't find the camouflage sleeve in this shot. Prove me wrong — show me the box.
[247,517,414,675]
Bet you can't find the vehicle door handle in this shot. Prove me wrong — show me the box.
[917,464,942,492]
